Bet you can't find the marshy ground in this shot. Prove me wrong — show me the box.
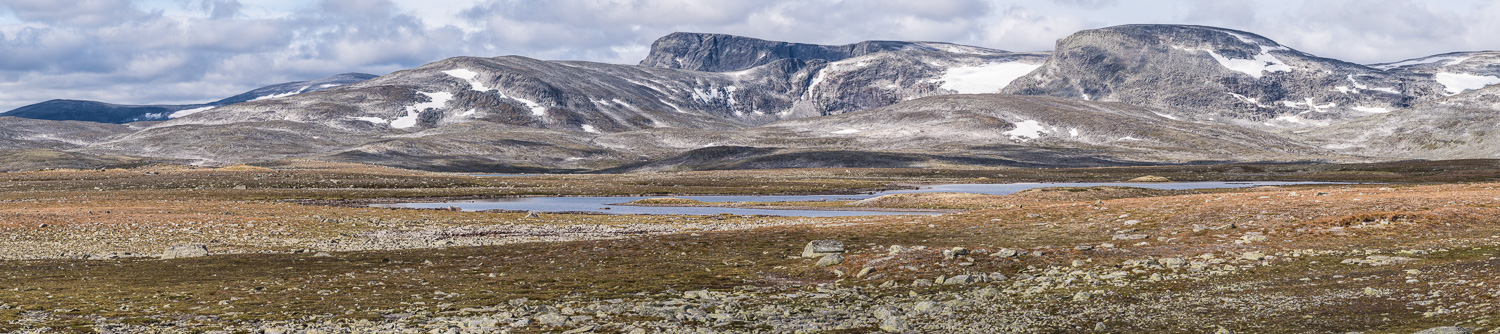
[5,160,1500,333]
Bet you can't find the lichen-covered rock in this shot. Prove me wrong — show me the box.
[802,240,845,258]
[159,244,209,259]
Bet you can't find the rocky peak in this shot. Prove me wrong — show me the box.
[639,32,969,72]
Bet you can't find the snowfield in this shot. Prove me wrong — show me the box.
[936,62,1043,94]
[1434,72,1500,95]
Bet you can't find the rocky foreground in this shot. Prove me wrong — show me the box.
[5,165,1500,333]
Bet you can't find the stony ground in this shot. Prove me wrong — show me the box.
[4,161,1500,333]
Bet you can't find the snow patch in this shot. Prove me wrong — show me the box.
[351,116,388,124]
[250,91,298,102]
[1268,114,1330,127]
[1351,106,1390,113]
[831,129,861,134]
[1228,92,1269,108]
[1204,49,1290,79]
[1068,128,1079,137]
[494,91,545,116]
[581,124,598,133]
[460,109,478,117]
[805,56,884,94]
[935,62,1042,93]
[1373,56,1472,70]
[1280,98,1336,113]
[1152,112,1179,120]
[1346,75,1400,94]
[1005,120,1048,141]
[1434,72,1500,95]
[443,68,490,91]
[393,91,453,129]
[169,106,214,118]
[1175,37,1291,79]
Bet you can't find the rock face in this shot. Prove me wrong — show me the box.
[1003,24,1441,129]
[160,244,210,259]
[802,240,845,258]
[640,32,967,72]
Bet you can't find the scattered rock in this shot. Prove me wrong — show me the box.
[1239,233,1269,243]
[1073,291,1094,301]
[1342,255,1416,266]
[1161,257,1187,268]
[942,247,969,259]
[1240,252,1266,261]
[857,267,876,278]
[991,248,1019,258]
[524,211,541,218]
[1113,234,1150,240]
[880,317,909,332]
[1414,327,1472,334]
[535,313,567,326]
[159,244,209,259]
[802,240,845,258]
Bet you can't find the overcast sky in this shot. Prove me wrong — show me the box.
[0,0,1496,111]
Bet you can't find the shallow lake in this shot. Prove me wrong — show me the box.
[373,181,1330,217]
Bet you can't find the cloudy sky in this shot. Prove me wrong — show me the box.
[0,0,1496,111]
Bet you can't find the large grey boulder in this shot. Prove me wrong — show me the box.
[802,240,845,258]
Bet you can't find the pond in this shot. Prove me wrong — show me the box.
[372,181,1330,217]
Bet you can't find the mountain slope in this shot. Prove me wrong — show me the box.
[1,73,376,124]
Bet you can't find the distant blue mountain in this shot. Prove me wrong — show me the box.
[2,73,376,124]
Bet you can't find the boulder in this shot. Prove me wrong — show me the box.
[815,254,845,267]
[802,240,845,258]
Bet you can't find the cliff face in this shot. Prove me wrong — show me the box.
[637,32,998,73]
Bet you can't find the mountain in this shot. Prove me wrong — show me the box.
[1,73,376,124]
[82,33,1049,167]
[1001,25,1455,128]
[6,26,1500,172]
